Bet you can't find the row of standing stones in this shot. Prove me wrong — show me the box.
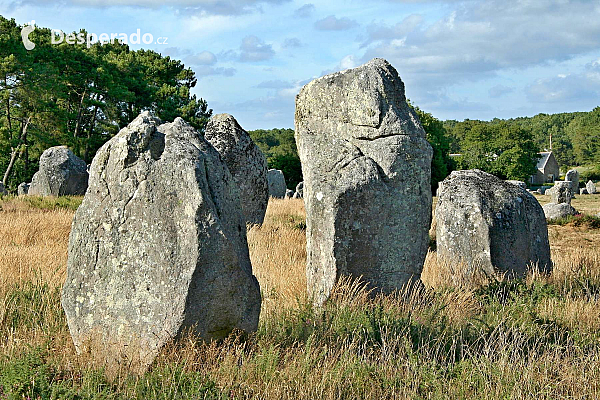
[542,168,598,220]
[13,57,583,374]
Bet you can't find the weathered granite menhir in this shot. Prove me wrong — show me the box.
[436,169,552,282]
[295,58,433,306]
[62,112,261,374]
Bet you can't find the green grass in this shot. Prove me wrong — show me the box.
[2,275,600,399]
[547,214,600,229]
[22,196,83,211]
[0,195,83,211]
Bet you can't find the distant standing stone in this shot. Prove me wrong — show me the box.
[0,182,7,195]
[551,181,573,205]
[17,183,29,196]
[295,181,304,198]
[436,169,552,280]
[28,146,88,196]
[295,58,433,305]
[587,180,597,195]
[285,189,294,198]
[205,113,269,225]
[565,169,579,194]
[267,169,287,198]
[580,188,589,195]
[542,202,578,220]
[62,112,261,374]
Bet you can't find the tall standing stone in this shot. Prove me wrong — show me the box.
[565,169,579,194]
[205,113,269,225]
[62,113,261,374]
[28,146,88,196]
[436,170,551,281]
[267,169,287,198]
[295,58,433,306]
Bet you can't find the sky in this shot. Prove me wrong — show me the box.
[1,0,600,130]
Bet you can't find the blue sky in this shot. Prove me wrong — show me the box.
[1,0,600,130]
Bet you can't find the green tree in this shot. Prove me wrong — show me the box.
[0,17,212,191]
[413,106,454,192]
[454,121,538,181]
[249,128,302,189]
[567,107,600,166]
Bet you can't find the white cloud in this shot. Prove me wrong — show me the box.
[282,37,302,48]
[6,0,292,15]
[488,84,514,98]
[339,55,357,70]
[293,3,314,18]
[314,15,359,31]
[194,65,236,77]
[187,50,217,65]
[526,67,600,104]
[239,35,275,62]
[361,0,600,94]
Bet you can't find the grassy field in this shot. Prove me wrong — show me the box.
[1,195,600,399]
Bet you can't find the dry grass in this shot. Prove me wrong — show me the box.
[2,195,600,398]
[0,207,71,291]
[248,198,307,318]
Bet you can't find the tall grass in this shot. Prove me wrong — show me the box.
[1,197,600,398]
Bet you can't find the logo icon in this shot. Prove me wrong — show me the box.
[21,20,36,51]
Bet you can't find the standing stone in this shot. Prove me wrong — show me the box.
[295,181,304,198]
[204,114,269,225]
[587,180,597,194]
[565,169,579,194]
[580,188,588,195]
[551,181,573,205]
[17,183,29,196]
[0,182,7,195]
[62,113,261,374]
[295,58,433,305]
[28,146,88,196]
[285,189,294,198]
[542,202,577,220]
[436,170,551,281]
[267,169,287,198]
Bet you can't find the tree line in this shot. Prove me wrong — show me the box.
[252,106,600,192]
[444,108,600,172]
[0,16,211,190]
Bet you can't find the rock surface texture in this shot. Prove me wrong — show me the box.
[28,146,88,196]
[62,112,261,374]
[542,202,578,220]
[267,169,287,198]
[295,58,433,306]
[204,114,269,225]
[436,170,551,281]
[565,169,579,195]
[506,180,526,189]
